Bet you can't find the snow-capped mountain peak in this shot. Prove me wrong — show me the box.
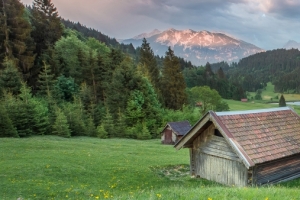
[122,28,264,65]
[132,29,161,40]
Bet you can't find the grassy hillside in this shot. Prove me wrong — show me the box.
[248,82,300,102]
[1,136,300,199]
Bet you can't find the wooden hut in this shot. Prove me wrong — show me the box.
[175,107,300,186]
[161,120,191,145]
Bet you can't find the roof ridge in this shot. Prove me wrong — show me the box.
[215,107,292,116]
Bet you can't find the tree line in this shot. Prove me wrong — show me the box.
[3,0,223,138]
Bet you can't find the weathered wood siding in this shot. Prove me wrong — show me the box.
[161,127,175,144]
[254,154,300,185]
[191,124,248,186]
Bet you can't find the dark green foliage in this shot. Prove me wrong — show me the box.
[54,75,79,102]
[0,0,35,80]
[139,38,160,92]
[96,124,108,139]
[226,49,300,93]
[279,94,286,107]
[31,0,63,58]
[85,116,97,137]
[161,47,187,110]
[136,123,151,140]
[52,107,71,137]
[183,63,245,100]
[62,100,86,136]
[37,61,56,96]
[101,109,114,137]
[0,58,22,95]
[0,104,18,137]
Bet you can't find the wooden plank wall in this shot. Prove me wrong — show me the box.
[192,124,248,186]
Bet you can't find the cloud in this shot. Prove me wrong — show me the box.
[19,0,300,50]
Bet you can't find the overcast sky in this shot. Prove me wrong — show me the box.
[21,0,300,50]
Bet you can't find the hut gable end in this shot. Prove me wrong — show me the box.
[175,107,300,186]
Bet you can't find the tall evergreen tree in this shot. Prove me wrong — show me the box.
[0,104,18,137]
[0,58,22,95]
[161,47,187,110]
[139,38,160,92]
[37,61,56,96]
[31,0,63,57]
[279,94,286,107]
[52,107,71,137]
[0,0,35,80]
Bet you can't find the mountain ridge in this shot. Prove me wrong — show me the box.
[122,28,264,66]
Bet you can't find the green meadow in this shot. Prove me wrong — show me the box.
[1,136,300,200]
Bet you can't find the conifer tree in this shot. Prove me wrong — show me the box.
[96,124,108,139]
[102,109,114,137]
[0,0,35,79]
[139,38,160,92]
[37,61,56,96]
[52,107,71,138]
[279,94,286,107]
[62,99,86,136]
[85,116,97,137]
[136,123,151,140]
[0,58,22,95]
[0,104,18,137]
[31,0,63,57]
[161,47,187,110]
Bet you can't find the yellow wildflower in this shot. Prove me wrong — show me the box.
[156,194,162,198]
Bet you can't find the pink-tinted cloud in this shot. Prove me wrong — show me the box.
[20,0,300,50]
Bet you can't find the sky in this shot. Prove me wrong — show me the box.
[20,0,300,50]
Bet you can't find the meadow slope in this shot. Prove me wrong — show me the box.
[1,136,300,199]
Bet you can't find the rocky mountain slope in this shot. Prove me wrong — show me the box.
[122,28,264,66]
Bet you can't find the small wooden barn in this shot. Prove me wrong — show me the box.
[175,107,300,186]
[161,120,191,145]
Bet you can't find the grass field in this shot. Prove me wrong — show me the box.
[248,82,300,102]
[1,136,300,199]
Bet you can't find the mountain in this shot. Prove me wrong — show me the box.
[283,40,300,50]
[122,28,264,66]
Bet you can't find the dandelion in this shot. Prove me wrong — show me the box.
[90,194,94,197]
[265,198,269,200]
[156,194,162,198]
[95,196,99,199]
[208,198,212,200]
[66,195,68,198]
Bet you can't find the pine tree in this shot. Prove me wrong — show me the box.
[0,104,18,137]
[0,58,22,95]
[52,107,71,137]
[161,47,187,110]
[37,61,56,96]
[62,100,86,136]
[0,0,35,80]
[139,38,160,92]
[96,124,108,139]
[136,123,151,140]
[279,94,286,107]
[102,109,114,137]
[31,0,63,57]
[85,116,97,137]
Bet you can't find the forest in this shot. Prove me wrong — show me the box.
[219,49,300,93]
[0,0,236,139]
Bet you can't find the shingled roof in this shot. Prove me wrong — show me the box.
[175,107,300,168]
[163,120,192,136]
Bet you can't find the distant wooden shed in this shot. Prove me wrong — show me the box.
[175,107,300,186]
[161,121,191,145]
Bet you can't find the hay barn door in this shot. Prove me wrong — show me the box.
[165,129,172,144]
